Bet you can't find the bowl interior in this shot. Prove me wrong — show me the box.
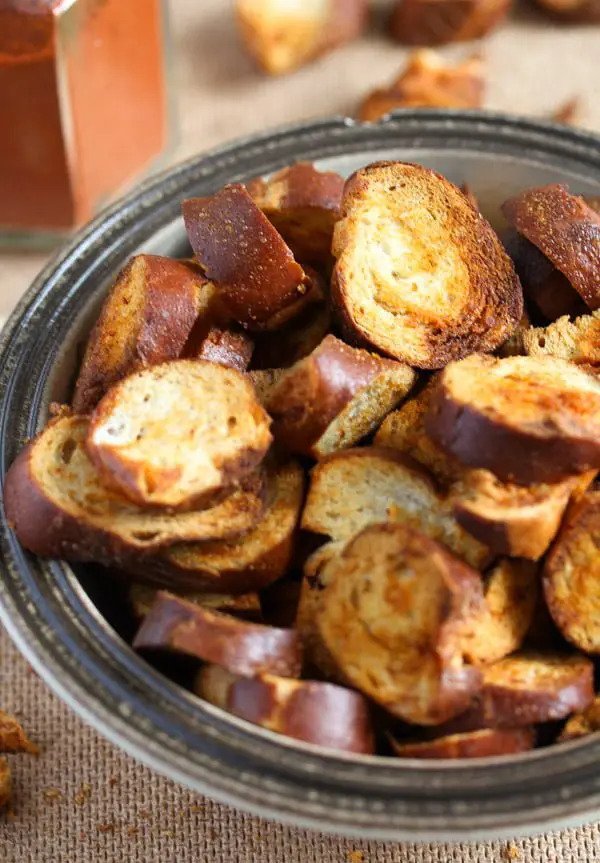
[2,111,600,840]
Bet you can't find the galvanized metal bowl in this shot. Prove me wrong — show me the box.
[1,111,600,841]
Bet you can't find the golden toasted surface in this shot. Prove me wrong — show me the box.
[87,360,272,508]
[332,161,522,368]
[522,312,600,366]
[316,523,484,724]
[544,492,600,654]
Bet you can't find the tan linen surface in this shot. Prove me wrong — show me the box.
[2,1,600,860]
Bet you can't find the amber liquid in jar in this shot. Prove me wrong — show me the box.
[0,0,170,236]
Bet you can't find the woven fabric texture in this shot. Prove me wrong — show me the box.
[2,1,600,859]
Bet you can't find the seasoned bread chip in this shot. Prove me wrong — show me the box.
[87,360,272,509]
[4,416,266,559]
[477,652,595,726]
[391,727,535,759]
[389,0,510,45]
[265,335,417,458]
[133,591,301,677]
[503,229,588,324]
[543,492,600,654]
[522,312,600,367]
[449,469,592,560]
[247,163,344,266]
[502,185,600,311]
[559,697,600,742]
[194,327,254,371]
[301,447,490,568]
[374,381,465,487]
[247,368,286,405]
[316,523,484,725]
[358,51,484,121]
[427,354,600,484]
[296,542,346,681]
[0,711,39,754]
[135,461,304,594]
[128,583,262,622]
[183,185,313,331]
[332,161,523,369]
[461,559,538,665]
[0,759,11,810]
[195,665,374,754]
[72,254,216,413]
[236,0,368,76]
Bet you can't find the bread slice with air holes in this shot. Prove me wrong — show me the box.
[390,727,535,759]
[133,591,302,678]
[331,161,523,369]
[128,583,262,622]
[86,360,272,509]
[522,312,600,367]
[426,354,600,485]
[247,163,344,267]
[502,184,600,311]
[449,468,596,560]
[195,664,375,754]
[315,523,485,725]
[265,335,417,458]
[301,447,491,568]
[4,415,266,561]
[72,254,220,414]
[128,460,305,594]
[236,0,368,76]
[183,184,315,331]
[461,558,539,666]
[543,491,600,655]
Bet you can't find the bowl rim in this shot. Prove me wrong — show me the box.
[1,109,600,841]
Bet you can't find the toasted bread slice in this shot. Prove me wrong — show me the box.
[0,759,10,810]
[301,447,490,568]
[543,492,600,654]
[247,163,344,266]
[4,416,266,560]
[391,727,535,759]
[316,523,484,724]
[134,461,304,594]
[374,381,464,487]
[477,652,595,726]
[502,185,600,311]
[332,162,523,369]
[503,229,588,324]
[183,185,314,331]
[194,327,254,371]
[449,469,593,559]
[427,354,600,484]
[0,711,39,755]
[236,0,368,76]
[461,559,538,665]
[247,368,286,405]
[522,312,600,366]
[128,583,262,622]
[251,299,331,370]
[389,0,510,44]
[133,591,301,677]
[87,360,272,509]
[195,664,374,753]
[358,51,484,121]
[265,335,417,458]
[72,255,218,413]
[296,542,346,681]
[558,697,600,742]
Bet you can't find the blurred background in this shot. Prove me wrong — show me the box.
[1,0,599,320]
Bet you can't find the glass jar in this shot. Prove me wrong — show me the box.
[0,0,172,243]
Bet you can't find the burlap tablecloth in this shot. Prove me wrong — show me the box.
[2,2,600,859]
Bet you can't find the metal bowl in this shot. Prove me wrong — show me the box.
[1,111,599,842]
